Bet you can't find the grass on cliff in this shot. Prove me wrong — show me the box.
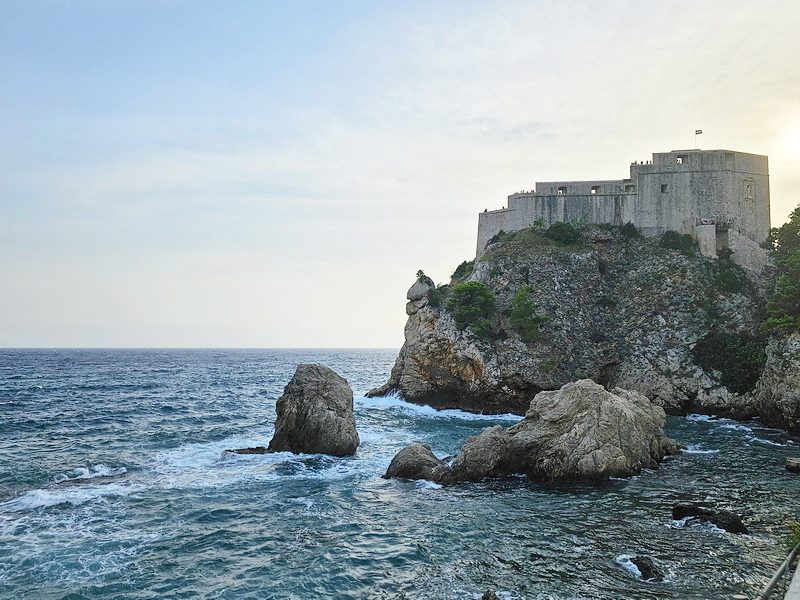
[482,227,583,263]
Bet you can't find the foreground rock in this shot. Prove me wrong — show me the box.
[266,364,359,456]
[672,503,749,534]
[385,380,679,484]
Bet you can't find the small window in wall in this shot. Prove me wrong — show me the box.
[676,154,688,164]
[557,186,567,195]
[624,184,635,192]
[745,179,754,199]
[591,185,601,194]
[660,184,669,193]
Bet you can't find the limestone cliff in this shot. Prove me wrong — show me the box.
[370,225,798,434]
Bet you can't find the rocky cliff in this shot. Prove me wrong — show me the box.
[369,225,800,434]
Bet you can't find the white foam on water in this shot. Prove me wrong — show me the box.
[356,394,523,422]
[615,554,642,579]
[746,435,789,447]
[414,479,444,491]
[54,464,127,484]
[685,414,716,422]
[0,482,137,513]
[683,444,720,455]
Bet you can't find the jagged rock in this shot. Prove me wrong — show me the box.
[407,276,434,301]
[481,592,501,600]
[672,503,749,534]
[266,364,359,457]
[752,332,800,434]
[368,225,769,422]
[385,380,679,484]
[629,556,664,582]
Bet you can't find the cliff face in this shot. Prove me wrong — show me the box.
[370,226,798,434]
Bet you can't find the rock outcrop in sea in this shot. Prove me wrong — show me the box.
[385,379,679,484]
[369,225,800,434]
[266,364,360,457]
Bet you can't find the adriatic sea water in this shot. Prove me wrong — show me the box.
[1,349,798,599]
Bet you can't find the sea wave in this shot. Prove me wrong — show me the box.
[356,394,523,422]
[0,482,136,512]
[54,464,128,484]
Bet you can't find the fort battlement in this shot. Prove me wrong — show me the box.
[476,149,770,272]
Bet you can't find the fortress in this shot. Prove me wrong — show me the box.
[476,148,771,272]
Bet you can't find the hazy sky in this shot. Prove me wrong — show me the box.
[2,0,800,347]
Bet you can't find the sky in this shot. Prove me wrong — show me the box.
[2,0,800,348]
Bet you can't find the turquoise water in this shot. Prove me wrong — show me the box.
[1,349,798,599]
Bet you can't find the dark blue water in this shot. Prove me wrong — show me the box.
[1,349,798,599]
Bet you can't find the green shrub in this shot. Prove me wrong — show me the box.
[620,222,640,239]
[488,230,514,246]
[545,222,580,245]
[770,205,800,267]
[531,217,547,231]
[766,250,800,330]
[427,284,449,308]
[765,205,800,332]
[451,260,474,282]
[509,286,548,343]
[446,281,496,339]
[714,261,744,294]
[692,330,767,394]
[659,231,697,255]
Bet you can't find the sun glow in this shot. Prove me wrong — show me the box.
[781,122,800,157]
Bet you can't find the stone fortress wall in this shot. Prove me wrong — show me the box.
[476,149,771,273]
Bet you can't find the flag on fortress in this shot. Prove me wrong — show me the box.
[695,129,703,135]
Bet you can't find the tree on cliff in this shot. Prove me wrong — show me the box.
[766,205,800,331]
[446,281,495,340]
[510,287,548,342]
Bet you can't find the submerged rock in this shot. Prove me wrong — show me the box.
[385,379,679,484]
[226,446,267,455]
[672,503,749,534]
[267,364,360,457]
[629,556,664,582]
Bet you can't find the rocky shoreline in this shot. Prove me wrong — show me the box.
[368,225,800,435]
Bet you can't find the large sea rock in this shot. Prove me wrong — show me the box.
[267,364,360,457]
[385,379,679,484]
[367,225,793,428]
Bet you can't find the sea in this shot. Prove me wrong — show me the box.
[1,349,798,599]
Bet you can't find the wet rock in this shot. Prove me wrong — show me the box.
[630,556,664,582]
[267,364,359,457]
[787,457,800,473]
[226,446,267,455]
[481,592,501,600]
[385,380,679,484]
[672,503,749,534]
[382,442,451,483]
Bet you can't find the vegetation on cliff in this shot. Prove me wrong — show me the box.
[765,204,800,330]
[445,281,495,340]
